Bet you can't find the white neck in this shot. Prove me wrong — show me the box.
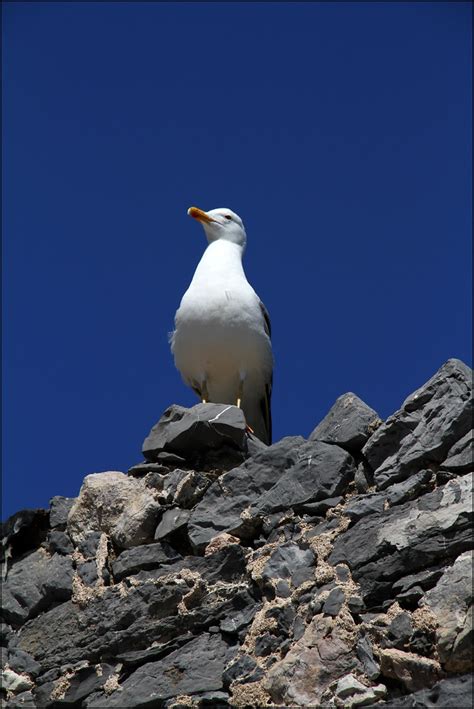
[191,239,246,286]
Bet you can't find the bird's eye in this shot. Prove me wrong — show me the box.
[224,215,232,221]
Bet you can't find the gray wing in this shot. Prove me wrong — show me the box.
[258,300,273,444]
[259,300,272,339]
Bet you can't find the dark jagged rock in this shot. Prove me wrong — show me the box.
[440,430,473,475]
[188,436,306,551]
[363,359,472,489]
[329,473,472,606]
[111,542,181,581]
[252,440,356,516]
[223,653,263,688]
[346,469,433,522]
[1,358,472,708]
[376,673,473,707]
[154,507,190,541]
[6,649,41,678]
[85,633,232,707]
[1,550,73,626]
[356,635,381,680]
[310,392,381,453]
[1,509,50,563]
[15,582,186,674]
[49,496,75,529]
[258,541,315,593]
[142,403,249,467]
[323,587,345,616]
[46,529,74,555]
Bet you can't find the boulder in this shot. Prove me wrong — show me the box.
[142,403,249,466]
[67,472,161,549]
[310,392,381,453]
[363,359,472,489]
[1,549,72,626]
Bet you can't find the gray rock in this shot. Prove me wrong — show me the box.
[323,587,345,616]
[134,545,247,586]
[387,612,413,649]
[1,622,13,647]
[155,468,192,504]
[385,469,433,505]
[223,653,263,688]
[16,582,186,673]
[259,542,315,591]
[1,550,73,626]
[193,690,230,706]
[345,494,385,522]
[420,550,473,671]
[295,496,343,515]
[85,633,231,707]
[49,496,75,529]
[67,472,161,549]
[113,497,161,549]
[77,559,100,586]
[377,673,473,708]
[363,359,472,489]
[1,509,49,563]
[329,473,472,606]
[188,436,306,551]
[173,471,211,509]
[356,635,380,680]
[77,531,104,559]
[336,563,354,581]
[127,461,174,477]
[5,690,36,708]
[142,403,248,464]
[58,663,116,706]
[348,595,365,615]
[115,633,194,667]
[310,392,381,453]
[47,529,74,555]
[7,648,41,677]
[252,440,355,517]
[346,469,433,522]
[334,673,372,699]
[220,603,261,636]
[112,542,181,581]
[1,668,33,695]
[440,430,473,475]
[391,565,444,598]
[154,508,190,541]
[154,469,211,509]
[254,632,280,656]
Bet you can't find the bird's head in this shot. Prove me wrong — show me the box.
[187,206,247,249]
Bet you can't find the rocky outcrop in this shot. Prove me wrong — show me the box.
[1,358,472,708]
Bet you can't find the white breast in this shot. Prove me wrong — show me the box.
[171,240,272,404]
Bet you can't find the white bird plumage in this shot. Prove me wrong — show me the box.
[170,206,273,444]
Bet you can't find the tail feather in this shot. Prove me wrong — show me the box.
[243,382,272,445]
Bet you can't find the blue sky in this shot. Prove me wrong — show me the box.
[2,2,472,519]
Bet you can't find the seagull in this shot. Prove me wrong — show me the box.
[170,206,273,445]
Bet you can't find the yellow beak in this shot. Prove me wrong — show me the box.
[187,206,216,224]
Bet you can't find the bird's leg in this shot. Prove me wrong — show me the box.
[200,379,209,404]
[236,378,244,408]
